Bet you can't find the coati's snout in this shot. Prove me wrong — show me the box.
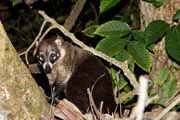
[43,63,52,74]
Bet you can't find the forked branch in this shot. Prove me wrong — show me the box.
[38,10,139,89]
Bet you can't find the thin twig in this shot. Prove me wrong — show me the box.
[165,88,180,106]
[154,95,180,120]
[146,95,159,106]
[19,51,26,57]
[120,89,137,103]
[89,73,105,118]
[19,20,47,56]
[21,0,85,61]
[25,52,29,65]
[114,71,123,116]
[114,70,121,104]
[19,20,47,64]
[99,101,103,114]
[87,88,101,120]
[39,25,56,43]
[91,73,105,93]
[49,87,55,119]
[38,10,139,89]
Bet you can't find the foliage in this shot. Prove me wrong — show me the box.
[83,25,99,38]
[10,0,22,6]
[144,0,165,7]
[93,20,155,72]
[150,68,178,104]
[86,18,179,72]
[173,9,180,21]
[165,26,180,63]
[158,78,177,104]
[153,68,169,86]
[144,20,169,46]
[100,0,122,14]
[83,0,180,107]
[94,21,131,37]
[1,0,180,112]
[128,41,152,72]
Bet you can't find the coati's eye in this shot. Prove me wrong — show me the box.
[37,54,45,63]
[51,53,56,59]
[50,53,58,63]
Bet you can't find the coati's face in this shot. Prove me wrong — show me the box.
[36,38,62,74]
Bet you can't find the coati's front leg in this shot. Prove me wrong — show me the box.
[47,73,67,102]
[48,65,72,101]
[52,81,66,100]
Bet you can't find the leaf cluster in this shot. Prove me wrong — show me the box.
[83,3,180,105]
[5,0,180,108]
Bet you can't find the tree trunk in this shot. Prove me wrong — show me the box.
[140,0,180,81]
[0,21,50,119]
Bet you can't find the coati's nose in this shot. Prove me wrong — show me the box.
[44,64,52,74]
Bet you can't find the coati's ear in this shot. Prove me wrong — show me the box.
[55,36,63,47]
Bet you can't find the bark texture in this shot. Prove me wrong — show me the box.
[0,21,50,120]
[140,0,180,81]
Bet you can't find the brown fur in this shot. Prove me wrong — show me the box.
[37,37,117,114]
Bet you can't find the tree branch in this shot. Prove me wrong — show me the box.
[155,95,180,120]
[19,20,47,64]
[38,10,139,89]
[130,76,148,120]
[63,0,86,31]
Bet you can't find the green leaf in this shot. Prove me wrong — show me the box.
[132,30,146,44]
[96,36,129,57]
[83,25,99,38]
[100,0,122,14]
[114,49,129,61]
[153,68,169,86]
[128,41,152,72]
[173,9,180,21]
[110,68,128,90]
[144,0,165,7]
[145,20,169,46]
[110,68,118,83]
[165,26,180,63]
[119,75,128,90]
[128,60,135,72]
[94,21,131,37]
[158,79,177,104]
[146,43,155,52]
[11,0,22,6]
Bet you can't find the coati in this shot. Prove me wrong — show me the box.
[36,36,117,114]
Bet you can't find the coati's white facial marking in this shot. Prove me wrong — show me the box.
[39,55,43,62]
[59,48,66,61]
[50,51,58,61]
[37,40,61,74]
[43,62,53,72]
[43,62,47,70]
